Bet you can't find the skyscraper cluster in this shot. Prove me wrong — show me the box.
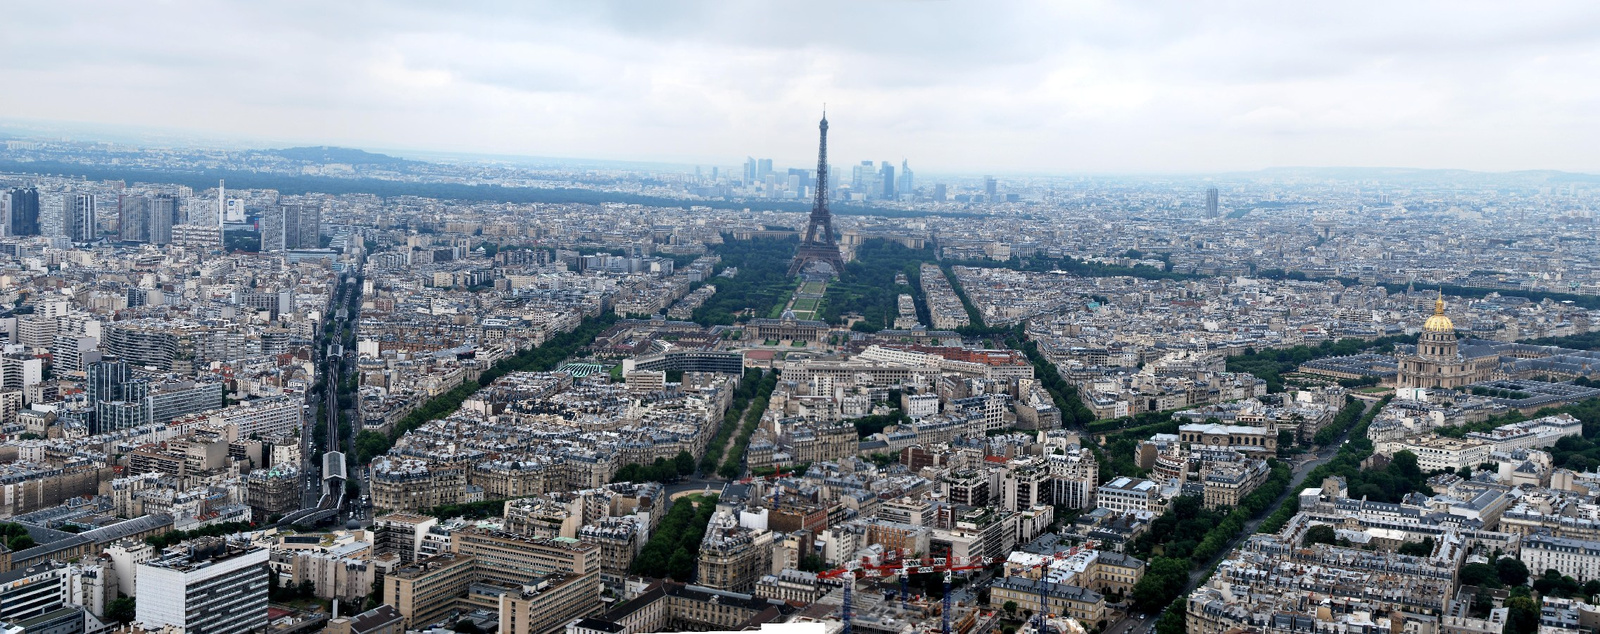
[5,189,115,242]
[743,157,815,200]
[739,150,915,202]
[849,159,913,201]
[2,187,201,244]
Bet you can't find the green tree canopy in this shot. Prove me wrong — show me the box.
[1497,557,1530,587]
[1302,524,1338,547]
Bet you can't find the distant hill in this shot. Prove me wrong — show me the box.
[267,146,412,166]
[1246,166,1600,185]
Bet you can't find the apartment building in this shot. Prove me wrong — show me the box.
[1049,447,1099,509]
[1202,460,1271,509]
[1096,477,1162,515]
[696,510,774,594]
[385,552,476,628]
[136,539,269,634]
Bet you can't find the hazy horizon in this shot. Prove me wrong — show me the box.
[7,2,1600,175]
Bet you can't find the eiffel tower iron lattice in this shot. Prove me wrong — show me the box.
[788,113,846,277]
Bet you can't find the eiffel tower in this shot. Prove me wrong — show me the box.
[788,113,845,277]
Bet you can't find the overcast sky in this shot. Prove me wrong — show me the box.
[4,1,1600,175]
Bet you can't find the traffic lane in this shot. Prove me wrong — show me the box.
[1102,613,1145,634]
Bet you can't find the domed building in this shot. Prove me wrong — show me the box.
[1397,294,1495,389]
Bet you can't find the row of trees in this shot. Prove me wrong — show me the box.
[1383,282,1600,311]
[353,312,622,464]
[1128,459,1295,617]
[1002,327,1099,428]
[699,369,766,474]
[144,521,257,549]
[940,264,988,330]
[1338,375,1382,388]
[941,252,1198,282]
[1311,399,1368,445]
[1257,396,1392,533]
[426,498,508,520]
[1527,331,1600,350]
[1248,268,1600,312]
[719,371,781,478]
[1085,409,1182,435]
[631,495,719,581]
[612,451,697,484]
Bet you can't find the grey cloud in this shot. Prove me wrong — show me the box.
[3,1,1600,173]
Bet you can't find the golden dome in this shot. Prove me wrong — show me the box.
[1423,294,1454,332]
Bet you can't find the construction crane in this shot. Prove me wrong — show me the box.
[818,552,988,634]
[740,464,794,506]
[768,464,789,505]
[898,554,987,634]
[1012,542,1099,634]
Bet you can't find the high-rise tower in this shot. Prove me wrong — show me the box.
[120,195,151,242]
[789,113,845,277]
[5,187,39,236]
[260,204,287,252]
[150,194,176,245]
[66,193,96,242]
[1206,187,1219,218]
